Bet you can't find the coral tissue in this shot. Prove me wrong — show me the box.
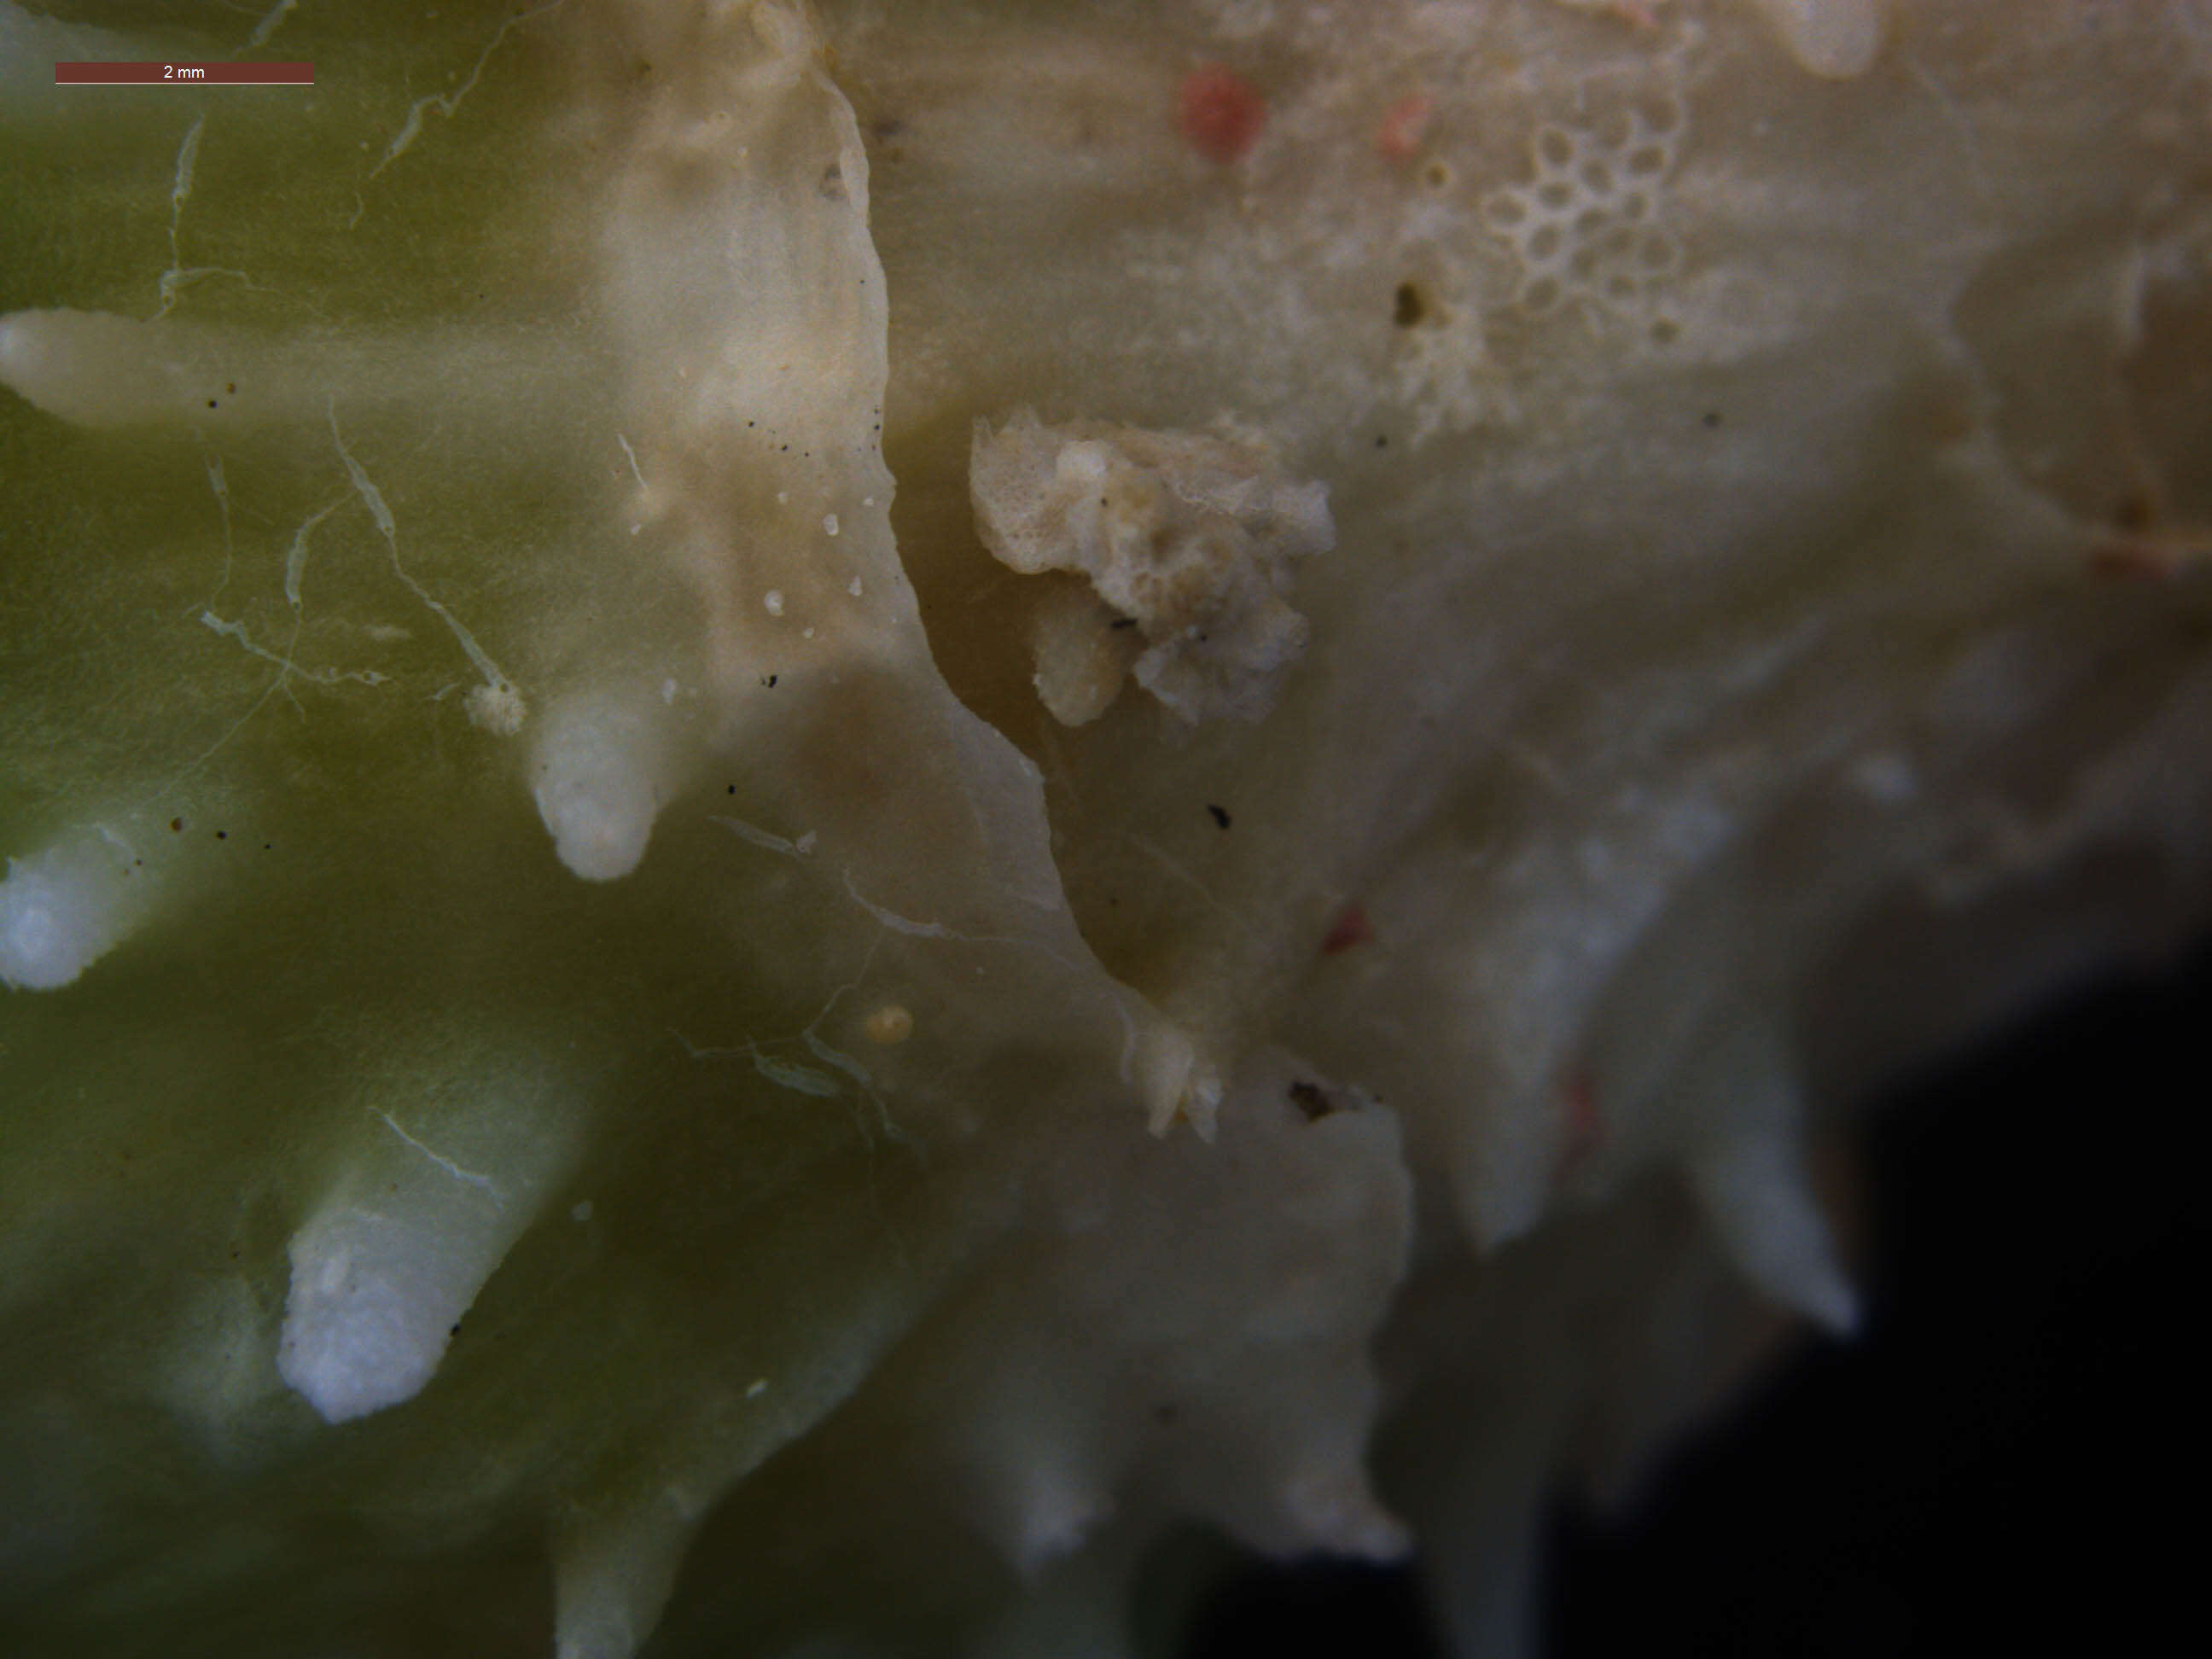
[1,2,2208,1656]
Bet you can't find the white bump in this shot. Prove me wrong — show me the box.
[822,513,839,537]
[279,1086,580,1424]
[0,828,154,991]
[278,1214,456,1424]
[531,688,675,882]
[763,589,784,616]
[1749,0,1889,79]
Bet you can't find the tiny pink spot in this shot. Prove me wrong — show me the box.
[1376,93,1432,163]
[1321,904,1374,955]
[1179,64,1265,164]
[1557,1071,1605,1180]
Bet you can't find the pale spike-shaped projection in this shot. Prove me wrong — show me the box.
[1679,1018,1860,1335]
[999,1452,1115,1579]
[531,682,692,882]
[0,821,163,991]
[277,1065,585,1423]
[553,1499,698,1659]
[1278,1461,1415,1563]
[1689,1119,1860,1335]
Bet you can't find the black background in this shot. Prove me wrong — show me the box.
[1181,938,2212,1657]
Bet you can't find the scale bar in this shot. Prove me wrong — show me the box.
[55,62,314,85]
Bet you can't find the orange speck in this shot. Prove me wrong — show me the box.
[2090,540,2177,581]
[1179,64,1265,164]
[1376,93,1432,163]
[1321,904,1374,954]
[2089,533,2209,581]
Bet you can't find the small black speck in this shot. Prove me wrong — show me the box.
[206,399,218,409]
[168,818,183,833]
[1288,1080,1334,1121]
[1109,615,1137,630]
[1207,804,1231,830]
[261,843,271,852]
[214,830,226,841]
[1375,434,1388,449]
[1702,410,1722,429]
[449,1324,461,1337]
[224,381,236,394]
[1393,281,1427,328]
[760,672,779,688]
[728,783,737,795]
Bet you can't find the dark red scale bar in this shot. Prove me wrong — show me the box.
[55,62,313,85]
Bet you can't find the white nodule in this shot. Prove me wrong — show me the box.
[0,830,154,991]
[279,1090,579,1424]
[532,687,682,882]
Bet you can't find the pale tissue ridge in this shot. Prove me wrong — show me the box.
[0,2,2208,1657]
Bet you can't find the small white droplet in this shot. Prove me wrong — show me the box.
[802,626,815,639]
[862,495,876,507]
[776,491,789,504]
[660,678,678,705]
[823,514,840,537]
[764,590,784,616]
[848,577,864,597]
[745,1377,769,1398]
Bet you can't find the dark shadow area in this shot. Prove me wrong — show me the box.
[1179,1557,1445,1659]
[1180,934,2212,1657]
